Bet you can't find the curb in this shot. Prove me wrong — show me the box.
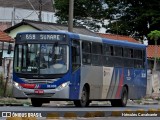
[143,102,158,105]
[46,112,60,119]
[64,112,77,119]
[0,103,23,106]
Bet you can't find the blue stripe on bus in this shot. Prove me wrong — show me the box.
[69,68,81,99]
[13,73,25,83]
[107,68,124,99]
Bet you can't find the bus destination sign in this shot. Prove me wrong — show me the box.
[20,34,66,41]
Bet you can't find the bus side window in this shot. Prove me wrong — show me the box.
[91,42,102,66]
[110,46,114,56]
[130,49,133,58]
[82,41,91,65]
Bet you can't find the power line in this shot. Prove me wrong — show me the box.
[26,0,39,16]
[15,10,35,19]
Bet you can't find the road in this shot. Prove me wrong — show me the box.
[0,103,160,119]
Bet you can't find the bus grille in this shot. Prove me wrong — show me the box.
[22,78,58,84]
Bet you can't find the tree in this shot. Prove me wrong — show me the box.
[148,30,160,71]
[54,0,106,32]
[54,0,160,39]
[105,0,160,40]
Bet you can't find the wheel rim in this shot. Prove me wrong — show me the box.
[80,88,88,106]
[81,91,86,103]
[122,91,127,105]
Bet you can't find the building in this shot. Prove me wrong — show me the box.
[147,45,160,70]
[0,31,14,79]
[4,19,99,38]
[98,33,140,43]
[0,0,56,28]
[0,31,14,62]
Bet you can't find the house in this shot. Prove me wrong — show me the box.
[147,45,160,70]
[4,19,99,38]
[0,30,14,61]
[98,33,140,43]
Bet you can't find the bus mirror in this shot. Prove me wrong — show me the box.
[7,44,12,54]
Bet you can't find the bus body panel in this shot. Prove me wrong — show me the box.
[13,84,70,99]
[80,65,103,99]
[107,67,124,99]
[13,72,71,99]
[80,66,128,100]
[102,67,114,99]
[69,69,81,99]
[133,69,147,99]
[123,68,147,99]
[12,31,147,106]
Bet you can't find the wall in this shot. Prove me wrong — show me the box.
[0,7,57,24]
[8,25,38,38]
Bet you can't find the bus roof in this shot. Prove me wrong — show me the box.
[69,32,146,49]
[16,31,146,49]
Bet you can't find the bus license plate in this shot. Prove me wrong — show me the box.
[34,90,44,94]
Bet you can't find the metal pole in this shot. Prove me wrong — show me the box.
[38,0,42,22]
[0,42,4,66]
[68,0,74,32]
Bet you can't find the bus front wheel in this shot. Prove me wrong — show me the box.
[111,87,128,107]
[74,86,90,107]
[31,98,43,107]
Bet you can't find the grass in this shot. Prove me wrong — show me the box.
[134,99,142,104]
[0,97,31,105]
[0,73,31,105]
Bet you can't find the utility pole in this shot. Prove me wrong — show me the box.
[38,0,42,22]
[12,7,16,26]
[68,0,74,32]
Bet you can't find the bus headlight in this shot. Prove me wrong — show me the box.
[56,81,70,91]
[13,82,22,90]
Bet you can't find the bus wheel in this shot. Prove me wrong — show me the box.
[31,98,43,107]
[111,87,128,107]
[74,86,89,107]
[120,87,128,107]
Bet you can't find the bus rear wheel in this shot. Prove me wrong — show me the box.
[31,98,43,107]
[111,87,128,107]
[74,86,90,107]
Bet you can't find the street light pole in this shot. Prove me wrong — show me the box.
[68,0,74,32]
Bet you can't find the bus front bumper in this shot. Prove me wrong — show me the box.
[12,84,70,99]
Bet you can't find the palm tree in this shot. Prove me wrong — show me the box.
[148,30,160,71]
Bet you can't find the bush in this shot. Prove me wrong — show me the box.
[0,72,12,97]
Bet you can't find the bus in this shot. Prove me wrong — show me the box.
[12,31,147,107]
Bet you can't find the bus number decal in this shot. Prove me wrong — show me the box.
[47,85,56,88]
[25,34,36,40]
[126,70,131,80]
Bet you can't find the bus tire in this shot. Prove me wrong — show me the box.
[31,98,43,107]
[111,87,128,107]
[120,87,128,107]
[74,86,90,107]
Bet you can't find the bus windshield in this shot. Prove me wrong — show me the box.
[14,43,69,75]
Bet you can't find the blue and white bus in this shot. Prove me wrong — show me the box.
[12,31,147,107]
